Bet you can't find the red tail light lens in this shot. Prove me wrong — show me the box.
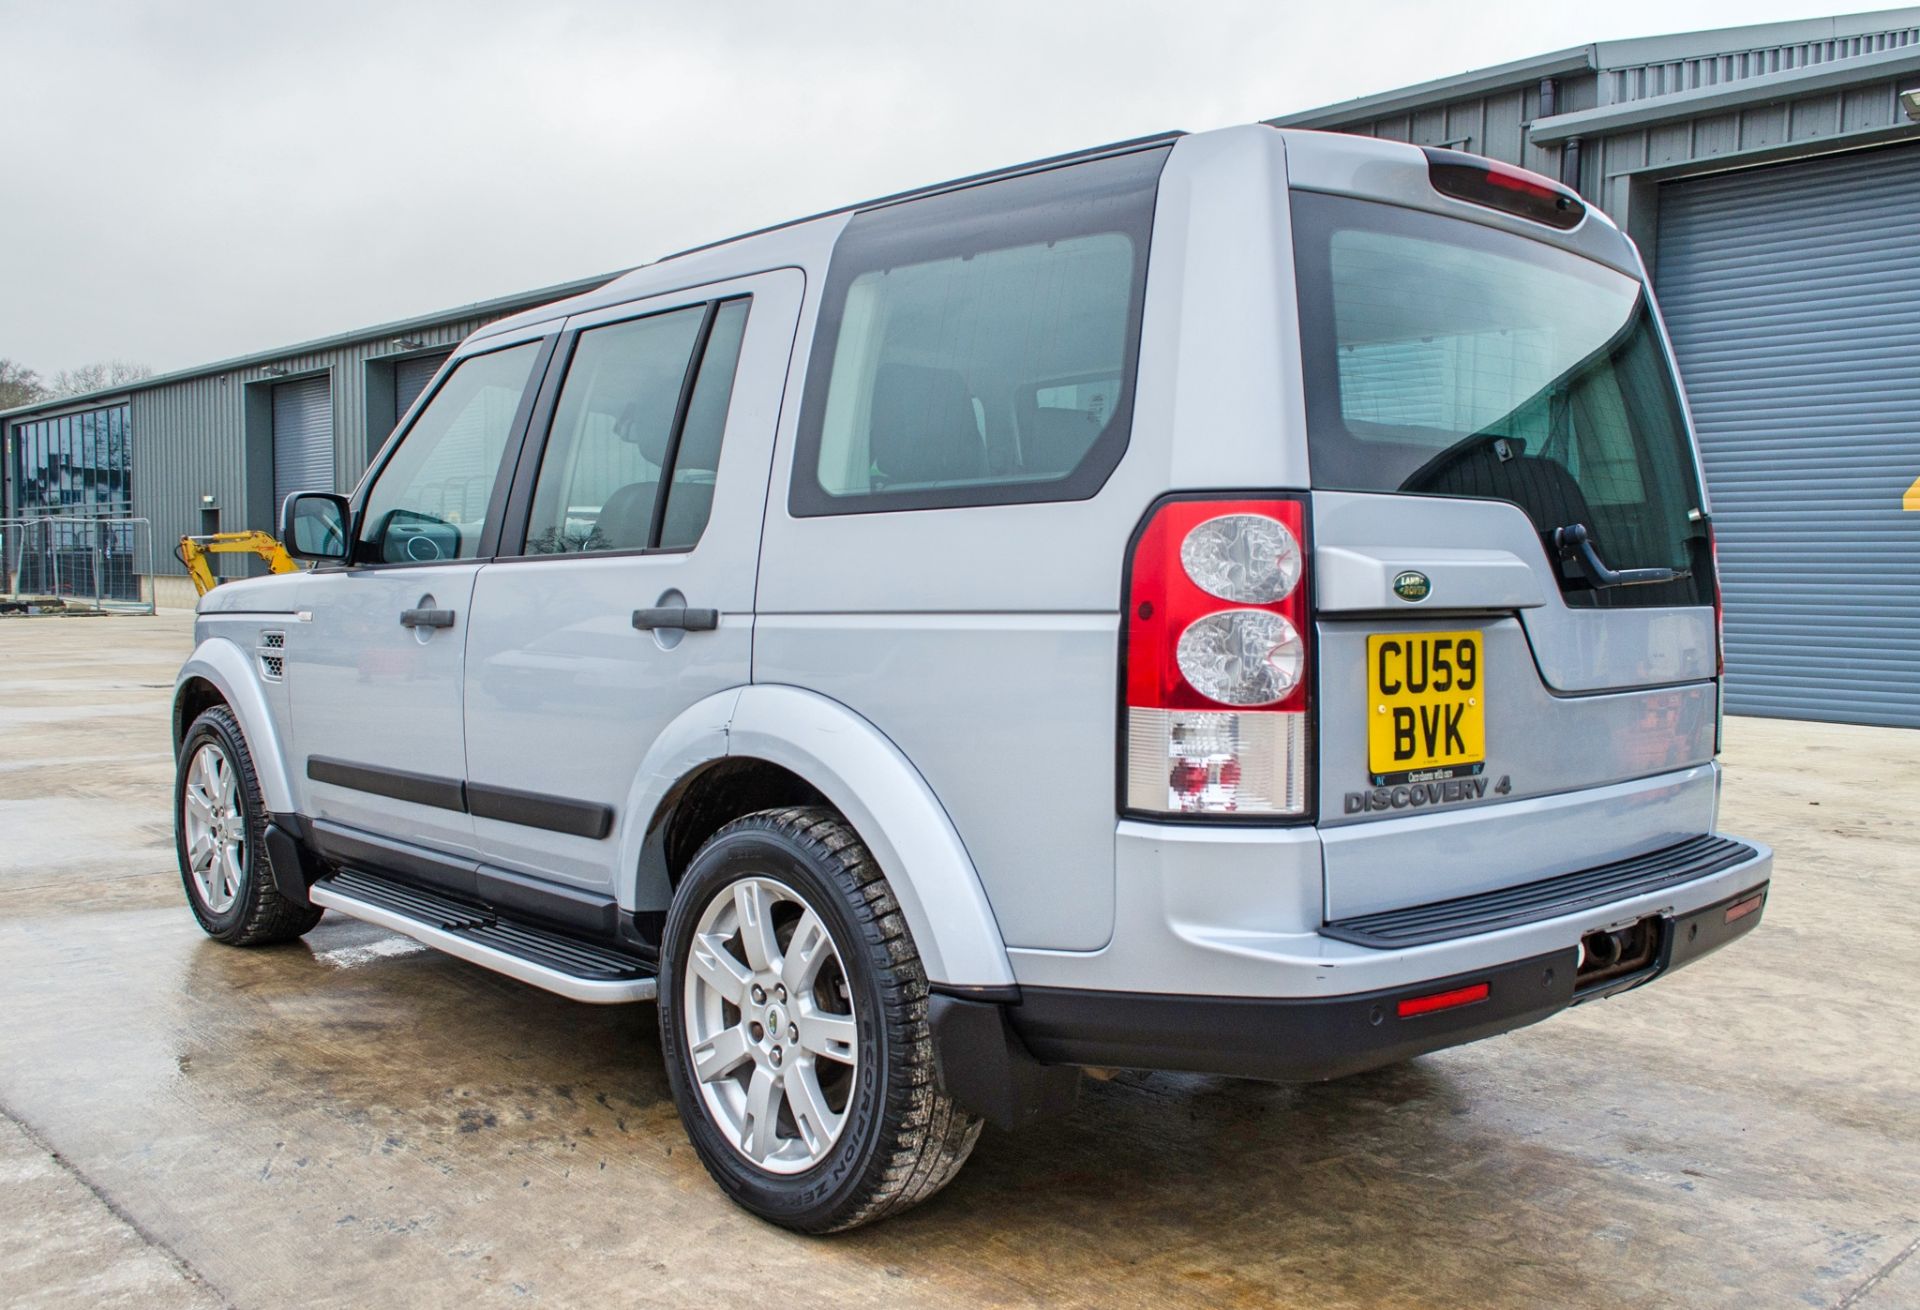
[1423,147,1586,231]
[1123,496,1312,818]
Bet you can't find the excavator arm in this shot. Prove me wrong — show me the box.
[177,531,302,597]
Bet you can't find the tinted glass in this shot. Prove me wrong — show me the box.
[357,342,539,564]
[792,146,1167,515]
[659,298,749,549]
[1292,193,1713,609]
[10,402,132,517]
[523,307,705,555]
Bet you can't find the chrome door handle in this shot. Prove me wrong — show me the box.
[400,607,456,629]
[631,606,719,632]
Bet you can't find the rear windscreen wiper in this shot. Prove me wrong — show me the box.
[1552,523,1690,588]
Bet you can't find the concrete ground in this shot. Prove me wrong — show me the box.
[1,612,1916,1310]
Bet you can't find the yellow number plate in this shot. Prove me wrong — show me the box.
[1366,631,1485,783]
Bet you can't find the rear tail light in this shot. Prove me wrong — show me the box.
[1122,497,1312,818]
[1422,146,1586,231]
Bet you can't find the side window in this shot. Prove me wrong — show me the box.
[523,297,749,556]
[791,146,1166,516]
[356,342,541,564]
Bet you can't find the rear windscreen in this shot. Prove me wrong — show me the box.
[1291,192,1713,609]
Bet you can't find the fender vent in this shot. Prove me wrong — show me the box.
[257,631,287,681]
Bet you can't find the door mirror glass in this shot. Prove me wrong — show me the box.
[281,492,351,561]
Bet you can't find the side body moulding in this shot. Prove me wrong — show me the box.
[174,636,296,815]
[619,685,1017,991]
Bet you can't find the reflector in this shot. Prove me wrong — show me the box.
[1396,982,1490,1018]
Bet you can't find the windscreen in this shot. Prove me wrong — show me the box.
[1291,192,1713,609]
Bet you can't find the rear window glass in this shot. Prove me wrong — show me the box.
[790,146,1167,516]
[1292,192,1713,609]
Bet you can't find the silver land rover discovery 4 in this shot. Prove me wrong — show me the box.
[172,124,1771,1231]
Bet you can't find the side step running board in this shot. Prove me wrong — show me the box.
[310,868,657,1004]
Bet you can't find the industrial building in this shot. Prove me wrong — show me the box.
[1274,8,1920,727]
[2,274,612,608]
[5,8,1917,725]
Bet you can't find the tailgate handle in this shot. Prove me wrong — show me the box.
[1552,524,1687,589]
[632,606,719,632]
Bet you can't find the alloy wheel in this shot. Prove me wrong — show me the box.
[682,875,859,1174]
[182,742,244,914]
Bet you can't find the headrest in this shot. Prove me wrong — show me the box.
[868,363,986,487]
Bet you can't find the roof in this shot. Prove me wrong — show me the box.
[1530,40,1920,142]
[1267,6,1920,128]
[1,270,623,422]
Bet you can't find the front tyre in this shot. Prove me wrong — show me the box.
[174,705,323,946]
[659,806,982,1232]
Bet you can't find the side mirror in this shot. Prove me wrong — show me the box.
[280,492,352,562]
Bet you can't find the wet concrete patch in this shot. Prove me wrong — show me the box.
[1,612,1917,1307]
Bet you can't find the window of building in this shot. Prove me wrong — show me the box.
[10,403,133,518]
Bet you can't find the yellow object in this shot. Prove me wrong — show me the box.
[178,531,301,596]
[1905,474,1920,511]
[1367,629,1486,781]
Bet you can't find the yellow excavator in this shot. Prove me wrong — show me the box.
[177,531,302,597]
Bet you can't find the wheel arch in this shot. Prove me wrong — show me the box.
[617,685,1015,990]
[173,639,296,814]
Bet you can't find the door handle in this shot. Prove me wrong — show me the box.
[631,606,719,632]
[400,607,457,629]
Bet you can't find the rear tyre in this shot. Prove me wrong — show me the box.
[659,806,982,1232]
[174,705,323,946]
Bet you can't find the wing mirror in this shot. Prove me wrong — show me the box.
[280,492,352,562]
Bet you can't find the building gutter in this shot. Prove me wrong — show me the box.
[1266,45,1597,129]
[1530,43,1920,143]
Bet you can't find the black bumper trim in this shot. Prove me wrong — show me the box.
[1007,881,1768,1084]
[1322,834,1760,948]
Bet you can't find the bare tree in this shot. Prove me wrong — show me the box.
[49,360,154,398]
[0,359,50,409]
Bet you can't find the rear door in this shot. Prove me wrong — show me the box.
[461,269,803,901]
[283,330,551,867]
[1288,188,1721,916]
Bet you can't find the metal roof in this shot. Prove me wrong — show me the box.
[1531,41,1920,142]
[1268,6,1920,128]
[1,270,623,422]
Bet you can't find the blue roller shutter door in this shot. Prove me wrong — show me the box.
[272,373,335,520]
[1656,143,1920,729]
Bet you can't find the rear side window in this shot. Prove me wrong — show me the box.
[1291,192,1713,609]
[790,146,1168,515]
[522,298,749,555]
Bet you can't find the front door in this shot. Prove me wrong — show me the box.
[462,270,803,894]
[284,331,552,865]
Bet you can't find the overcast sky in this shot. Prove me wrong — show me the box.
[2,0,1898,375]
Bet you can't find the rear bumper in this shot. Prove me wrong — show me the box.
[1004,879,1769,1082]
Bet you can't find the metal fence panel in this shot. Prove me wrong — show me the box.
[0,517,156,614]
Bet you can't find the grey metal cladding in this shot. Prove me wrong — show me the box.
[1655,142,1920,729]
[124,312,499,575]
[1602,21,1920,106]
